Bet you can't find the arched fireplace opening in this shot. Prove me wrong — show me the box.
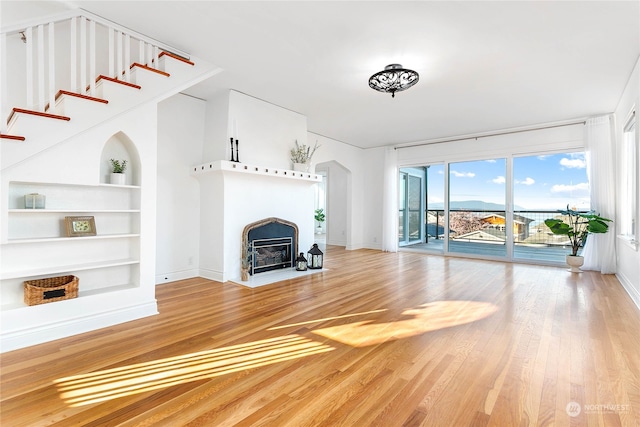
[242,218,299,276]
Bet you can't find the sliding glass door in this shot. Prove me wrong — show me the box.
[512,153,590,262]
[448,159,507,257]
[398,151,590,264]
[398,168,425,246]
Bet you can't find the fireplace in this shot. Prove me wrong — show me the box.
[242,218,298,276]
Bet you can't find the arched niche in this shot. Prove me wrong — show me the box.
[99,131,142,186]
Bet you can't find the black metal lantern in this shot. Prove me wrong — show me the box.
[295,252,308,271]
[307,243,323,269]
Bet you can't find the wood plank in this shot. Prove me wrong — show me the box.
[1,246,638,426]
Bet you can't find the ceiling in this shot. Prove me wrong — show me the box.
[3,1,639,149]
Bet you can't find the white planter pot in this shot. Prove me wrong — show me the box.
[316,226,323,234]
[110,173,126,185]
[293,163,308,172]
[566,255,584,273]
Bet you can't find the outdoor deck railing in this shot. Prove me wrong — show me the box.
[425,209,580,244]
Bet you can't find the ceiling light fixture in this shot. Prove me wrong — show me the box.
[368,64,419,98]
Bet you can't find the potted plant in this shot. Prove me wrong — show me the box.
[314,208,325,234]
[544,204,612,272]
[109,159,127,185]
[290,140,319,172]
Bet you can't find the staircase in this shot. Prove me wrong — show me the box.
[0,9,221,352]
[1,9,221,170]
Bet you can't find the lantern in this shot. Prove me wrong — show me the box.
[307,243,323,269]
[295,252,308,271]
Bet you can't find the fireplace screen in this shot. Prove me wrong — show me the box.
[250,237,293,274]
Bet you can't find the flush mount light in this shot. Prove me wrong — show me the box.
[368,64,419,98]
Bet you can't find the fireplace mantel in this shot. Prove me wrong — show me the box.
[196,159,318,284]
[191,160,321,182]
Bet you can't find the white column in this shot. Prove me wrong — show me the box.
[26,27,33,109]
[116,30,123,80]
[108,27,114,78]
[70,17,77,93]
[89,20,96,96]
[124,34,131,82]
[139,40,145,66]
[1,32,7,131]
[48,22,55,113]
[80,17,87,95]
[37,24,45,111]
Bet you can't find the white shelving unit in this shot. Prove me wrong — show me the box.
[1,181,142,310]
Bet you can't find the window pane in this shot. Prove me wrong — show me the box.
[513,152,590,262]
[621,118,637,237]
[448,159,506,257]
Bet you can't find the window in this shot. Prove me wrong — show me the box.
[620,110,637,247]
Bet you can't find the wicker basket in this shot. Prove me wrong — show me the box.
[24,275,79,306]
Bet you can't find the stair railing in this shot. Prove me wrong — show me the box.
[0,8,190,133]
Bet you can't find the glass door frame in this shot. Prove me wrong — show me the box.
[398,167,426,247]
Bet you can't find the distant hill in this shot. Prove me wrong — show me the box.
[428,200,526,211]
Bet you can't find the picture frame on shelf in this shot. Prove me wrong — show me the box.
[64,216,97,237]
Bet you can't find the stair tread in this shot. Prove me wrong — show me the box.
[159,51,195,66]
[95,75,142,90]
[130,63,170,77]
[0,134,26,141]
[8,108,71,125]
[55,90,109,104]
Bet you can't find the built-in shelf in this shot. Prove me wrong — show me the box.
[9,209,141,213]
[11,181,140,189]
[4,233,140,245]
[191,160,322,182]
[0,283,138,311]
[1,258,139,280]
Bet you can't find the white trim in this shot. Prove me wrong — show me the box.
[617,234,638,251]
[198,267,224,283]
[616,271,640,312]
[0,301,158,352]
[155,269,199,285]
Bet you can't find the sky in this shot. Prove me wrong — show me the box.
[423,152,590,211]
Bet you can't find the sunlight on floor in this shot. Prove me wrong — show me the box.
[311,300,499,347]
[267,308,389,330]
[54,335,334,407]
[54,300,498,406]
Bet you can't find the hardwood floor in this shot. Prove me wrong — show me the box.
[1,246,639,426]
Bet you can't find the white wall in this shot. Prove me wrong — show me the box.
[614,57,640,309]
[156,93,206,284]
[396,123,584,165]
[309,132,366,250]
[362,147,386,250]
[228,90,308,168]
[316,161,349,247]
[198,91,318,282]
[202,91,230,162]
[0,103,159,350]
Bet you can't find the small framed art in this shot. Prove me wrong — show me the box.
[64,216,97,237]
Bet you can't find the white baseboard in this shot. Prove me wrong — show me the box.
[155,269,199,285]
[0,301,158,353]
[616,271,640,312]
[198,268,224,283]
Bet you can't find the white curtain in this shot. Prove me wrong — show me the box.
[582,115,617,273]
[381,147,398,252]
